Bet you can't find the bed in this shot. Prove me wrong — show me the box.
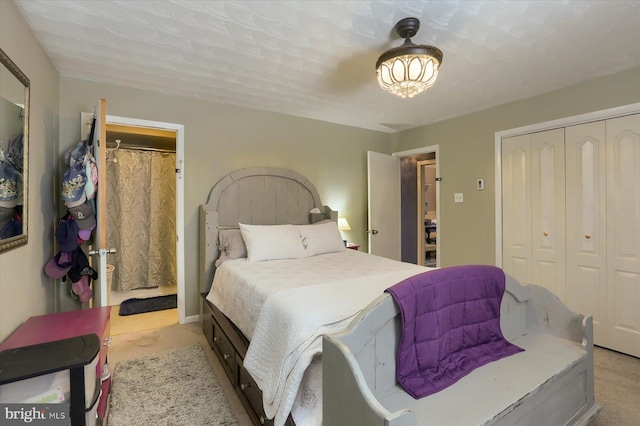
[199,167,431,426]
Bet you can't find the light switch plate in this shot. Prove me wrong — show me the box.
[477,179,484,190]
[454,193,463,203]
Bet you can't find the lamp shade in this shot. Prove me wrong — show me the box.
[376,17,443,99]
[337,218,351,231]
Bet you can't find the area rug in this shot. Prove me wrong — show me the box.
[107,344,238,426]
[119,294,177,316]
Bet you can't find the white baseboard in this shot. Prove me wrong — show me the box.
[184,314,199,324]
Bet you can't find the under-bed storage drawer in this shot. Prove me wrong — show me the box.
[237,358,274,426]
[212,321,235,381]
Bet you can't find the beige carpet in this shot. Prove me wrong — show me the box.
[593,346,640,425]
[108,322,252,426]
[109,321,639,426]
[108,344,238,425]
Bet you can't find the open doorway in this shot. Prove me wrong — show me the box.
[80,112,186,326]
[418,160,437,266]
[367,145,439,265]
[398,146,439,266]
[104,124,177,308]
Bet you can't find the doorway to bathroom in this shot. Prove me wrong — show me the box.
[417,159,437,267]
[105,124,177,308]
[80,111,186,325]
[368,145,440,267]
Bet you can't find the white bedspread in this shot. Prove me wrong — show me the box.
[207,250,427,339]
[206,250,430,426]
[245,268,427,425]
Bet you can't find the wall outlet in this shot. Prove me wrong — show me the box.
[454,193,463,203]
[477,179,484,190]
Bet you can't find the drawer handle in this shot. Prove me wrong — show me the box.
[103,336,112,346]
[543,231,548,236]
[223,354,231,360]
[585,234,591,239]
[213,336,219,342]
[240,383,251,390]
[259,415,265,424]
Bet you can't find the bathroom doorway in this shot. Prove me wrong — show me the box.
[80,112,186,325]
[105,124,177,307]
[418,160,437,266]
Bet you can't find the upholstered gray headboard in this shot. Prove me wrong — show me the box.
[199,167,338,293]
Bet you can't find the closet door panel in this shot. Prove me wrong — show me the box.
[605,113,640,357]
[565,121,607,345]
[531,129,566,300]
[502,134,531,285]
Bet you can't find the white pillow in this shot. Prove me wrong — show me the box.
[239,223,306,262]
[297,221,346,257]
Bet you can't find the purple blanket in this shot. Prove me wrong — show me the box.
[385,265,524,399]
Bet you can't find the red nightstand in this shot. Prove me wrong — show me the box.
[346,243,360,251]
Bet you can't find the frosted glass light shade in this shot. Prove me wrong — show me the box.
[376,49,441,99]
[375,17,443,99]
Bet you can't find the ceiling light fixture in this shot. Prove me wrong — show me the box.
[376,17,443,99]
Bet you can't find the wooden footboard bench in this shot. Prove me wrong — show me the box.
[323,274,601,426]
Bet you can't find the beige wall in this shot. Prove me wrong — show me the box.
[58,78,393,316]
[0,1,60,341]
[396,67,640,267]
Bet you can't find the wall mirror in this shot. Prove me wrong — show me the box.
[0,48,29,253]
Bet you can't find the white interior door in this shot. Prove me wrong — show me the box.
[530,129,566,300]
[367,151,401,260]
[80,99,110,307]
[605,113,640,357]
[501,134,532,285]
[81,99,109,307]
[565,121,607,346]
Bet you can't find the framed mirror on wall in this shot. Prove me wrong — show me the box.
[0,48,29,253]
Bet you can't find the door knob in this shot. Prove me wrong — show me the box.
[88,248,116,256]
[371,229,379,235]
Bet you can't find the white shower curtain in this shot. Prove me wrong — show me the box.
[106,149,176,291]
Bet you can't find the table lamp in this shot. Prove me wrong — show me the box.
[338,218,350,246]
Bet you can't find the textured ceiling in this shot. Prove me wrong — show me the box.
[14,0,640,133]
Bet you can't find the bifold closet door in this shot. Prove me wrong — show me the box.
[502,135,532,285]
[530,129,566,300]
[605,114,640,357]
[565,121,608,346]
[502,129,565,298]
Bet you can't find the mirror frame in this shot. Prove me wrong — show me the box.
[0,48,30,253]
